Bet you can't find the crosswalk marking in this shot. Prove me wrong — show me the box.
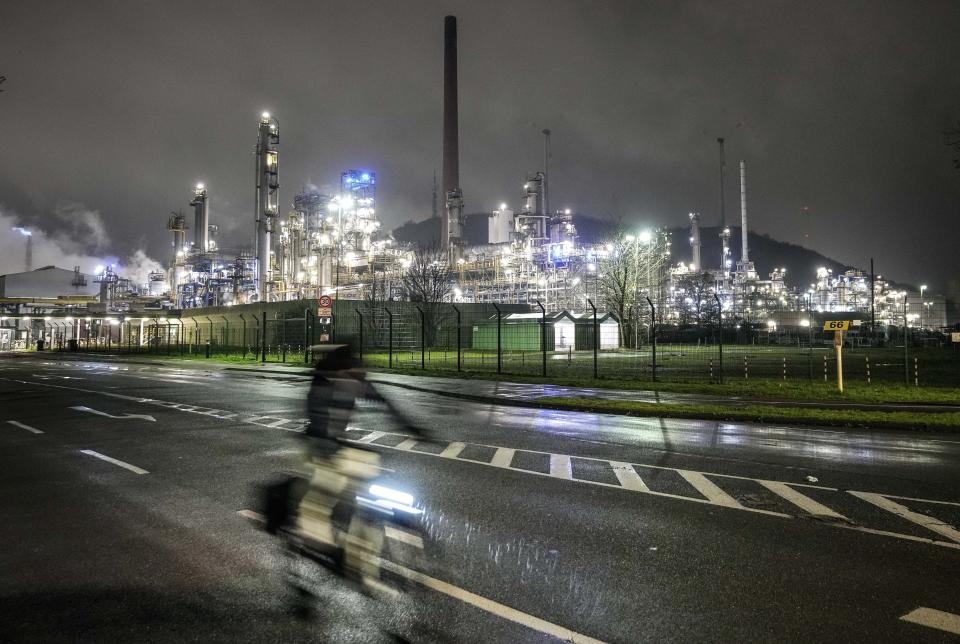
[610,462,649,491]
[900,607,960,635]
[677,470,744,508]
[439,441,466,458]
[849,491,960,544]
[758,480,847,519]
[394,439,419,451]
[338,429,960,549]
[491,447,516,468]
[549,454,573,480]
[384,525,424,549]
[355,431,387,444]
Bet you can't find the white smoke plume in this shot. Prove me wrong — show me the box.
[0,204,163,288]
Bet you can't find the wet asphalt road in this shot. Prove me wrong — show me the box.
[1,353,960,643]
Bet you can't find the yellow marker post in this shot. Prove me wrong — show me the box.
[823,321,850,393]
[835,330,844,393]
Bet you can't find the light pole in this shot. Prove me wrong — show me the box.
[919,284,927,330]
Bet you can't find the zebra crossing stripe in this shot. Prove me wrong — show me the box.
[439,441,466,458]
[355,431,387,444]
[491,447,515,468]
[849,491,960,544]
[610,462,649,491]
[549,454,573,480]
[677,470,744,508]
[394,439,419,451]
[758,480,847,520]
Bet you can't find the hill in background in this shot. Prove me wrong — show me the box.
[391,214,860,288]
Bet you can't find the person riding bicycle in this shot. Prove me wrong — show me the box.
[294,344,425,587]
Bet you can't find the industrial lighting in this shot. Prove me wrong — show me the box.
[196,183,205,190]
[13,227,32,237]
[261,111,270,119]
[43,316,51,321]
[499,203,507,210]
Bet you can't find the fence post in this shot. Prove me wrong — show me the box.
[417,307,426,370]
[261,311,267,364]
[588,299,598,379]
[452,304,461,372]
[536,300,547,377]
[305,309,312,364]
[783,356,787,381]
[193,319,199,354]
[744,356,748,379]
[239,314,247,358]
[646,297,656,382]
[355,309,363,361]
[385,308,394,368]
[714,294,723,384]
[823,355,827,382]
[492,303,502,374]
[914,357,918,387]
[866,356,871,384]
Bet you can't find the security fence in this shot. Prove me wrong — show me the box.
[35,297,960,387]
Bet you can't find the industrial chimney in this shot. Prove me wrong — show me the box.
[688,213,701,271]
[739,160,748,264]
[442,16,461,255]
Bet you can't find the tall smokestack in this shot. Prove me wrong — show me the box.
[689,213,701,270]
[442,15,459,247]
[739,160,748,263]
[717,137,726,228]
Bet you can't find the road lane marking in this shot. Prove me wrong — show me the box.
[758,480,847,519]
[384,525,424,549]
[355,431,387,444]
[849,491,960,544]
[900,607,960,634]
[6,420,44,434]
[394,439,419,451]
[376,557,606,643]
[610,462,649,491]
[79,449,149,475]
[677,470,744,508]
[490,447,516,468]
[549,454,573,480]
[69,406,156,422]
[439,441,466,458]
[238,509,265,523]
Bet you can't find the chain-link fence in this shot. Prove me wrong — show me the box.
[40,297,960,387]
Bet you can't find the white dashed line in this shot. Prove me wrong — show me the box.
[6,420,43,434]
[549,454,573,480]
[900,607,960,635]
[79,449,149,475]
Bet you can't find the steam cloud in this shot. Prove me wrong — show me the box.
[0,203,163,287]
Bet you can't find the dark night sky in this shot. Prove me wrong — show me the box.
[2,1,960,289]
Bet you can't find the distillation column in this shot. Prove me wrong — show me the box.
[190,183,209,252]
[442,15,461,259]
[255,112,280,301]
[689,212,701,270]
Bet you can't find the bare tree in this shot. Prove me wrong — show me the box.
[599,232,638,347]
[402,243,452,346]
[672,270,717,326]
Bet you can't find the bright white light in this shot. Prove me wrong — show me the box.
[369,484,414,507]
[571,277,581,286]
[261,111,270,119]
[94,265,104,274]
[13,227,32,237]
[800,319,810,327]
[587,263,596,272]
[499,203,508,211]
[456,258,465,265]
[44,316,51,321]
[625,235,635,242]
[65,317,74,322]
[639,230,652,244]
[453,287,463,298]
[23,316,31,321]
[564,208,571,215]
[85,317,92,322]
[109,319,120,326]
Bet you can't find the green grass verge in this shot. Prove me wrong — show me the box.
[537,396,960,430]
[366,364,960,406]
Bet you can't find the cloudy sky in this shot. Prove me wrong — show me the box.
[2,0,959,288]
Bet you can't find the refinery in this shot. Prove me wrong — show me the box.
[0,15,949,346]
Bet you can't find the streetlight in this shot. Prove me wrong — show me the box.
[919,285,927,330]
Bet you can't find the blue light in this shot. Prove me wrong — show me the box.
[361,173,370,181]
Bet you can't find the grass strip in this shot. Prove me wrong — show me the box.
[537,396,960,430]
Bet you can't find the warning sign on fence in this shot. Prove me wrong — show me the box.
[318,294,332,318]
[823,320,850,331]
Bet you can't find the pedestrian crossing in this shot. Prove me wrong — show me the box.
[344,427,960,551]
